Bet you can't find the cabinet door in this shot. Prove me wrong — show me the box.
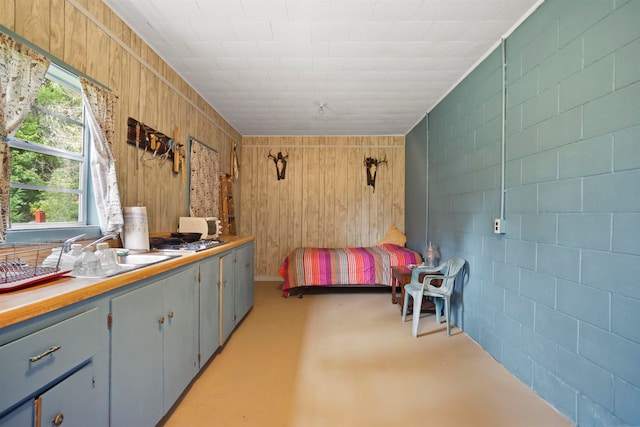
[0,400,32,427]
[163,265,199,410]
[199,257,220,365]
[220,252,235,344]
[111,281,165,427]
[38,362,96,427]
[234,242,255,324]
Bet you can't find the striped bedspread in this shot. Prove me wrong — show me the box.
[279,244,421,296]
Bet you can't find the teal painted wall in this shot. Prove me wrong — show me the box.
[409,1,640,424]
[405,116,428,254]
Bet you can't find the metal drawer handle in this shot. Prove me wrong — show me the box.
[29,345,62,363]
[158,316,165,324]
[167,311,174,319]
[53,412,64,426]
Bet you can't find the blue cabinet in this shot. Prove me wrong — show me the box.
[0,303,108,427]
[0,400,31,427]
[220,251,236,345]
[0,239,253,427]
[220,241,255,345]
[199,256,220,366]
[163,265,199,407]
[235,241,255,324]
[110,265,199,427]
[38,361,97,427]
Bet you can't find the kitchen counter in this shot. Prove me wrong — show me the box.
[0,235,254,329]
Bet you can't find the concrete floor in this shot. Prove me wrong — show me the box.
[162,283,573,427]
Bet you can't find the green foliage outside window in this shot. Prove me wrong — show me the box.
[10,75,85,225]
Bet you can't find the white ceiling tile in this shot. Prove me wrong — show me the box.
[372,1,425,21]
[286,1,333,21]
[183,41,227,57]
[230,81,263,92]
[387,22,432,42]
[329,1,376,21]
[214,57,250,70]
[230,21,273,41]
[103,0,540,135]
[247,57,282,69]
[293,42,330,57]
[189,21,236,41]
[271,22,312,42]
[149,0,204,21]
[236,69,272,81]
[241,0,288,20]
[257,42,297,57]
[181,57,219,71]
[413,0,467,21]
[280,57,314,70]
[195,1,246,20]
[146,21,198,44]
[298,71,329,82]
[151,43,191,60]
[207,70,241,81]
[348,22,392,42]
[328,42,367,57]
[267,70,300,82]
[343,58,378,70]
[312,57,345,71]
[311,22,351,42]
[221,41,261,57]
[425,22,477,41]
[375,57,411,72]
[361,42,405,57]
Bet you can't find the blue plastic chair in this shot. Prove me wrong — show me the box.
[401,257,467,337]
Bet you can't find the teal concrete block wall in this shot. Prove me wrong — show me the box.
[405,116,428,254]
[410,1,640,425]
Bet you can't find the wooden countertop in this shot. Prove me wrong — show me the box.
[0,235,254,330]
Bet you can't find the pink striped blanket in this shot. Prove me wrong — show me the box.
[279,244,421,296]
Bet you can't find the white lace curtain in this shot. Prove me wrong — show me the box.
[189,138,219,218]
[80,77,123,235]
[0,33,50,241]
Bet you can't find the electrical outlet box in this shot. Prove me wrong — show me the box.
[494,218,505,234]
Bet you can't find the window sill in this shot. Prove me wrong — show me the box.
[5,226,102,244]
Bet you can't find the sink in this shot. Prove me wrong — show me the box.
[118,254,178,266]
[72,253,179,278]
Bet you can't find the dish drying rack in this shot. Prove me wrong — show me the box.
[0,245,68,292]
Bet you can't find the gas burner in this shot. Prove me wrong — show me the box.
[150,238,225,253]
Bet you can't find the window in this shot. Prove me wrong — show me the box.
[8,63,89,229]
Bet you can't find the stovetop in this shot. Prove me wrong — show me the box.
[151,239,225,253]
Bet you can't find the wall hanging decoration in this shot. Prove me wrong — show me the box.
[268,150,288,180]
[231,141,239,181]
[363,154,387,192]
[126,117,180,172]
[189,137,219,218]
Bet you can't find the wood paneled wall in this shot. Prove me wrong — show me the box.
[240,136,406,278]
[2,0,241,234]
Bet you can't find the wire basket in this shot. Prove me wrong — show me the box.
[0,245,68,292]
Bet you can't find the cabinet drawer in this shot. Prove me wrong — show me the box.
[0,308,101,414]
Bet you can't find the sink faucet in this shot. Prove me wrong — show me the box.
[63,233,86,253]
[84,233,120,250]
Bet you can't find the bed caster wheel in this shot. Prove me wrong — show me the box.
[297,294,303,299]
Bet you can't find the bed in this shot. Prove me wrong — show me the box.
[278,243,421,297]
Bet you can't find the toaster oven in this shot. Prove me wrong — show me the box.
[178,217,221,239]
